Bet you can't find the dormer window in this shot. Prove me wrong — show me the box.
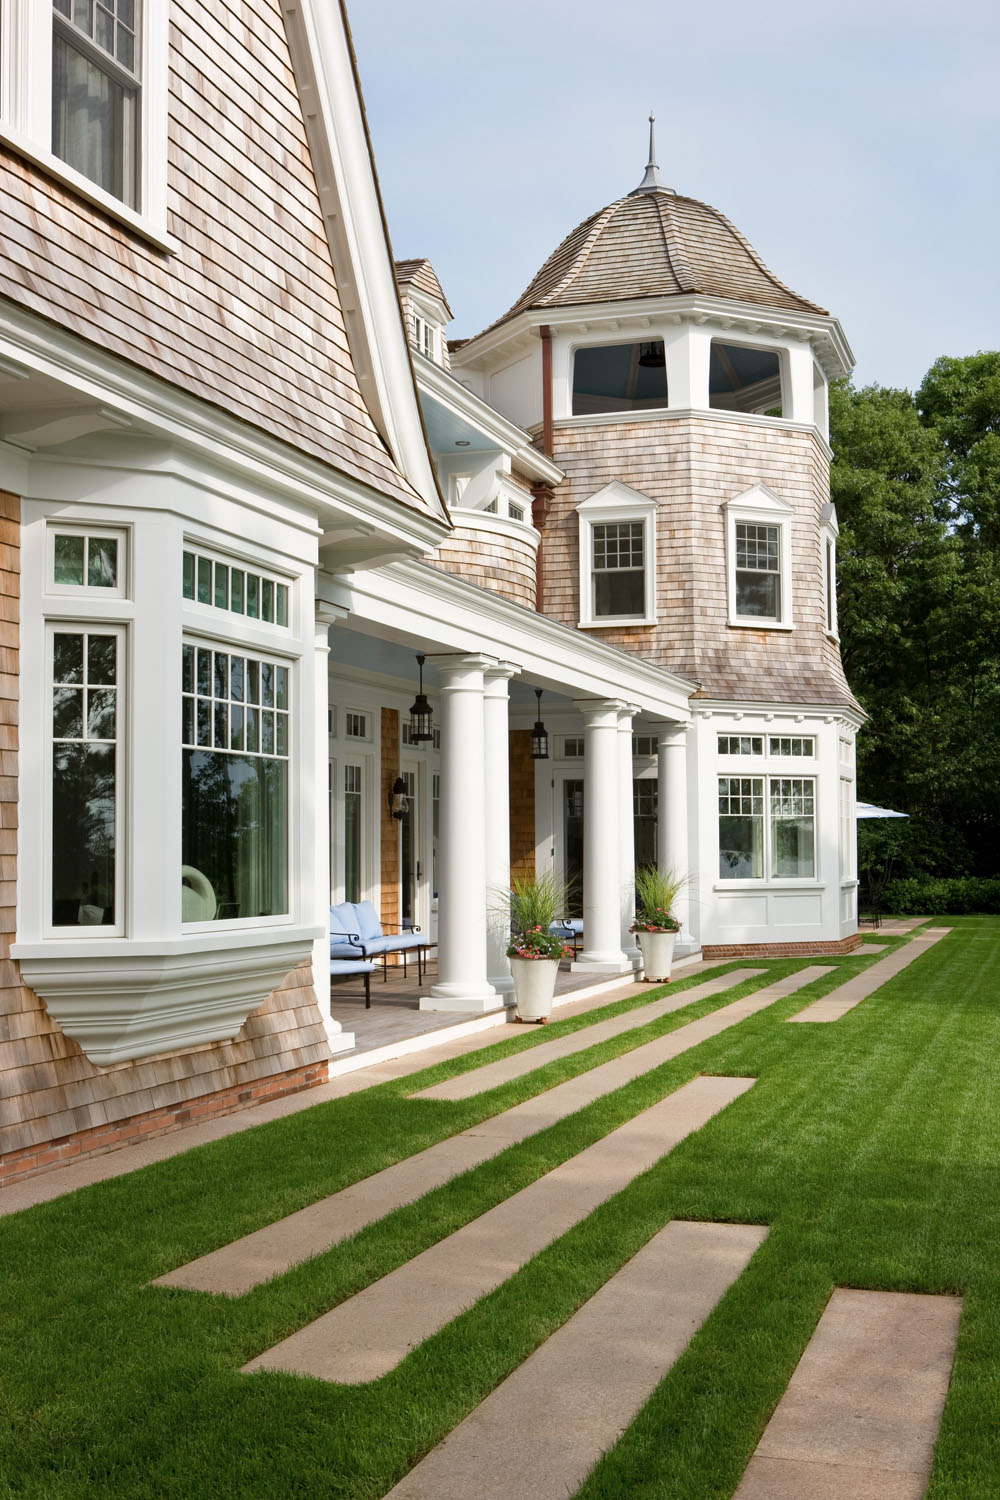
[413,315,437,361]
[710,342,783,416]
[726,485,794,630]
[577,482,657,627]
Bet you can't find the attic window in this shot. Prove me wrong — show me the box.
[709,342,783,416]
[413,315,436,361]
[572,342,667,416]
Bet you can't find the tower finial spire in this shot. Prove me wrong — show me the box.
[632,111,673,195]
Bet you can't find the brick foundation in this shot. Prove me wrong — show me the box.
[0,1058,329,1187]
[702,933,863,959]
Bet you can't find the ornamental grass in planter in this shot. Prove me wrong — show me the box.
[631,864,686,981]
[506,872,574,1023]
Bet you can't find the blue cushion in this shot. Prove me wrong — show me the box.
[353,901,383,943]
[330,939,363,959]
[330,903,357,936]
[330,958,375,976]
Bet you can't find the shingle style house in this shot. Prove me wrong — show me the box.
[0,12,861,1184]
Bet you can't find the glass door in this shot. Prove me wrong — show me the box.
[399,763,420,929]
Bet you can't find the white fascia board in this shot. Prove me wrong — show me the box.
[281,0,445,521]
[0,307,449,556]
[325,558,695,717]
[414,354,563,487]
[691,697,866,728]
[454,297,854,381]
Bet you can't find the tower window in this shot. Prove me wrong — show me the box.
[572,342,667,416]
[709,342,783,416]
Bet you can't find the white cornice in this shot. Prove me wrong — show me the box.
[453,294,854,381]
[0,305,449,554]
[323,557,696,717]
[414,353,563,486]
[281,1,445,521]
[692,698,866,728]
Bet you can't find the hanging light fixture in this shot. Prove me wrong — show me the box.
[387,775,409,821]
[408,653,434,743]
[638,339,665,367]
[530,688,549,760]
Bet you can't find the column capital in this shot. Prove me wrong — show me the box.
[651,720,691,746]
[617,703,641,729]
[316,600,349,628]
[574,697,626,729]
[483,660,521,691]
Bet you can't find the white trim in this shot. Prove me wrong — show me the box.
[725,484,794,631]
[414,352,564,486]
[576,482,658,629]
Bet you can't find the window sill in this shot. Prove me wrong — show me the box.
[13,927,320,1065]
[578,616,657,630]
[0,123,178,254]
[714,880,821,891]
[728,616,795,632]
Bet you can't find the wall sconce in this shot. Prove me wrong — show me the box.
[387,775,409,822]
[530,688,550,760]
[408,653,434,743]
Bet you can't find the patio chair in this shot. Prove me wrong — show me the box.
[330,901,433,981]
[549,917,583,959]
[329,956,376,1008]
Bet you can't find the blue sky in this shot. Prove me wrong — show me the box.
[348,0,1000,392]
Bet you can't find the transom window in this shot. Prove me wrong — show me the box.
[718,735,763,756]
[52,0,141,207]
[592,522,645,618]
[183,550,289,628]
[51,628,120,927]
[181,644,289,921]
[718,775,816,880]
[769,736,815,758]
[49,528,125,595]
[562,737,584,759]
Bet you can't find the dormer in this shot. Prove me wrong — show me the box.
[395,258,452,370]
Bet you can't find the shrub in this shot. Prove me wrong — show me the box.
[883,876,1000,914]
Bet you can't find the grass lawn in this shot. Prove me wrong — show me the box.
[2,916,999,1498]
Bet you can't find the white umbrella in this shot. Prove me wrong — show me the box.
[856,801,909,819]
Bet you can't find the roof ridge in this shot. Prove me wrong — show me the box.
[535,196,628,307]
[652,192,699,293]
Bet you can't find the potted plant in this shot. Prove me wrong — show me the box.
[631,865,686,981]
[506,872,573,1024]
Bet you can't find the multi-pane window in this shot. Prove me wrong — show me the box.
[52,532,119,590]
[183,550,289,628]
[718,735,763,756]
[633,779,657,868]
[734,522,781,618]
[345,711,368,740]
[181,644,289,920]
[718,775,816,880]
[344,764,362,903]
[51,629,119,927]
[52,0,141,207]
[562,737,584,759]
[769,737,815,758]
[770,779,815,877]
[413,316,436,360]
[632,735,657,758]
[718,777,764,879]
[592,521,645,618]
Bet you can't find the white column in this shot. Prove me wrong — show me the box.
[573,700,631,973]
[657,722,694,949]
[484,662,519,999]
[422,655,501,1012]
[314,607,354,1054]
[619,705,641,967]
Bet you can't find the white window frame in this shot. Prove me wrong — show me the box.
[0,0,171,245]
[576,481,657,628]
[413,314,436,361]
[45,619,127,937]
[717,772,818,884]
[725,484,794,630]
[820,502,839,639]
[47,523,129,599]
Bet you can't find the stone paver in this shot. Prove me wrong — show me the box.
[383,1219,769,1500]
[414,968,765,1101]
[159,967,827,1296]
[788,928,950,1023]
[242,1075,756,1383]
[733,1288,962,1500]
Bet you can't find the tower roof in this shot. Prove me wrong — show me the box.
[473,177,826,342]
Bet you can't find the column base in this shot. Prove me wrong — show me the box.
[571,953,633,975]
[420,983,505,1014]
[488,974,516,998]
[322,1016,356,1054]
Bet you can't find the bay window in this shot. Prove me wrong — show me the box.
[181,644,290,921]
[718,774,816,881]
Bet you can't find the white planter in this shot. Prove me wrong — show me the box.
[636,930,676,982]
[510,957,560,1022]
